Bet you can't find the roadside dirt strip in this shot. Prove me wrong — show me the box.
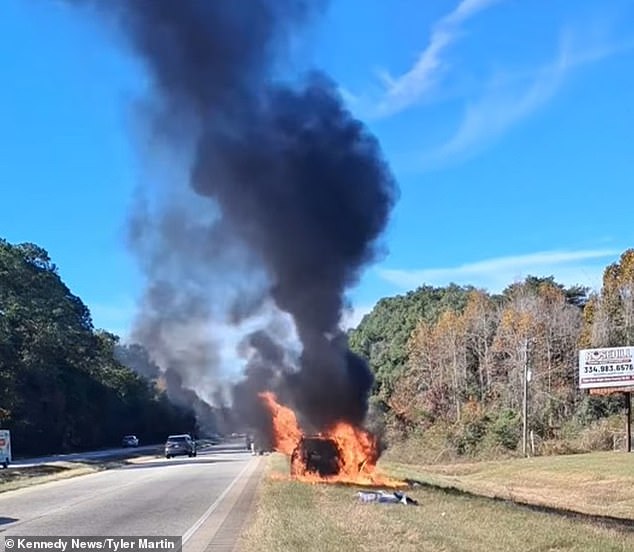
[183,456,264,552]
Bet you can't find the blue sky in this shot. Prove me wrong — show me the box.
[1,0,633,336]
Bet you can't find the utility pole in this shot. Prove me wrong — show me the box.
[626,392,631,453]
[522,338,529,457]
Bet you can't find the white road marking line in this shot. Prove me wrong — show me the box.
[182,458,253,544]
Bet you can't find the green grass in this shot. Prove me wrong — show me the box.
[238,454,634,552]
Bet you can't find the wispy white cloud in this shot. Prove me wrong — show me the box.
[372,0,502,118]
[420,32,634,168]
[342,3,634,169]
[379,248,620,293]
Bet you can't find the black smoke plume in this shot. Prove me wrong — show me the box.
[72,0,397,434]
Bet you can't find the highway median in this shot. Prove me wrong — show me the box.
[0,446,165,493]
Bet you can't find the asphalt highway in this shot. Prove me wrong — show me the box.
[0,442,261,551]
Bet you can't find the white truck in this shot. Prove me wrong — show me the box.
[0,429,11,468]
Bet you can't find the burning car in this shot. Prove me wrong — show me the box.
[290,435,342,478]
[259,392,403,486]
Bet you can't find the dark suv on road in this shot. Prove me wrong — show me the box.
[164,434,197,459]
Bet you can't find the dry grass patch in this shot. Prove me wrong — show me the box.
[239,453,634,552]
[384,451,634,519]
[0,452,160,494]
[0,462,99,493]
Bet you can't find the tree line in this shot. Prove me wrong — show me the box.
[0,239,197,456]
[350,250,634,457]
[4,235,631,458]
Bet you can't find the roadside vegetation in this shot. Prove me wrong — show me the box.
[3,236,634,464]
[239,454,634,552]
[0,239,197,456]
[0,446,163,493]
[350,249,634,463]
[385,450,634,520]
[0,462,99,493]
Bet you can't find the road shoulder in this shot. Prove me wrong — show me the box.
[184,456,264,552]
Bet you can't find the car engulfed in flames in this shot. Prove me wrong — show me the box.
[290,435,341,478]
[259,391,403,487]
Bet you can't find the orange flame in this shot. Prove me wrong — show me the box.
[258,391,403,487]
[259,391,302,456]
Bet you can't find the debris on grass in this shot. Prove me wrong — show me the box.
[356,490,418,505]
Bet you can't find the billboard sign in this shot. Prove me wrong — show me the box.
[579,346,634,389]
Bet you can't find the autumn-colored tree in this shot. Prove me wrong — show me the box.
[394,299,471,426]
[584,250,634,347]
[492,293,540,411]
[433,310,468,420]
[492,281,582,429]
[462,290,499,397]
[349,258,634,458]
[348,284,473,404]
[390,322,445,427]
